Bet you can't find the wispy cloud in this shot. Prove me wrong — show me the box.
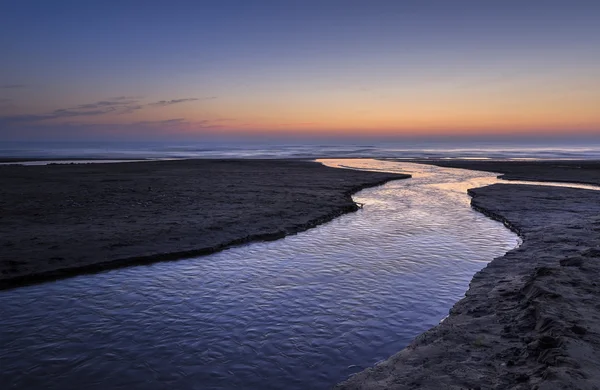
[76,99,140,110]
[132,118,224,129]
[1,84,26,89]
[109,96,143,101]
[133,118,187,125]
[148,97,215,107]
[0,96,212,124]
[0,99,144,124]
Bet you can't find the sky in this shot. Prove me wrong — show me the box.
[1,0,600,142]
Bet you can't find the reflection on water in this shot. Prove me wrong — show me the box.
[1,159,567,390]
[322,158,600,194]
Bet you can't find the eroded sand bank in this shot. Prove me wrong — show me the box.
[338,162,600,390]
[0,159,407,290]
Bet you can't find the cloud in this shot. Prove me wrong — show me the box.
[0,84,26,89]
[108,96,143,101]
[148,96,215,107]
[0,98,12,103]
[52,104,143,117]
[0,98,146,124]
[132,118,224,129]
[148,98,199,107]
[76,99,140,109]
[133,118,187,126]
[0,96,214,125]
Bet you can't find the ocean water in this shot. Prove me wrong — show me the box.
[2,159,598,389]
[3,139,600,161]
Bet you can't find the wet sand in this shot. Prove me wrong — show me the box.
[338,160,600,389]
[0,159,407,290]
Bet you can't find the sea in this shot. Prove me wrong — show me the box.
[2,138,600,162]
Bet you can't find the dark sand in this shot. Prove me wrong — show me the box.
[338,161,600,389]
[0,159,407,290]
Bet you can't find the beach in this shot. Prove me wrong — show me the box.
[0,159,406,290]
[337,160,600,389]
[4,157,600,389]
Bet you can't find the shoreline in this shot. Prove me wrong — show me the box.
[0,159,408,290]
[0,157,149,163]
[337,160,600,389]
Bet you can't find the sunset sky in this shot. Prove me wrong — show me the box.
[1,0,599,141]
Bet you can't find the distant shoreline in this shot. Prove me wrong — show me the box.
[4,155,600,164]
[0,157,142,162]
[0,158,155,166]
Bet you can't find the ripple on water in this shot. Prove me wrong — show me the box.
[0,160,521,390]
